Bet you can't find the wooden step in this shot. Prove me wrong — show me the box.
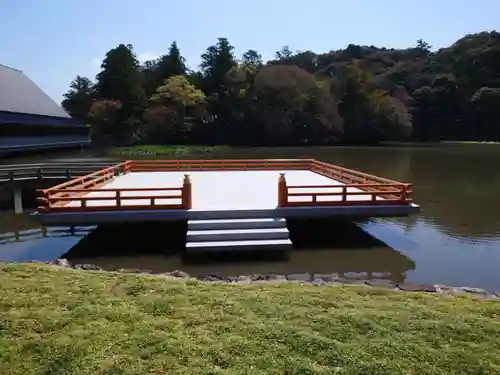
[187,218,286,230]
[187,227,289,242]
[186,239,293,252]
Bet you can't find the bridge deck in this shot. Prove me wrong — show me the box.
[65,171,385,210]
[33,159,419,225]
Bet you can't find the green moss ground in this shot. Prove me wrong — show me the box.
[1,263,499,375]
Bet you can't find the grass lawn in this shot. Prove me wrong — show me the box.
[109,144,229,156]
[1,264,499,375]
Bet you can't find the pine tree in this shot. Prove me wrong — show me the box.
[154,42,187,88]
[94,44,146,143]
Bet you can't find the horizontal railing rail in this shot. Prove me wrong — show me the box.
[41,162,130,193]
[37,161,191,212]
[0,162,118,182]
[130,159,311,172]
[41,187,184,212]
[310,160,403,185]
[284,183,412,206]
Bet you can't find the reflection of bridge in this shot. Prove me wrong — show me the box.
[182,247,415,284]
[0,226,95,245]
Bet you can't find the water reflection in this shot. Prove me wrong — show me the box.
[0,226,94,245]
[63,220,414,284]
[0,210,93,261]
[1,144,500,291]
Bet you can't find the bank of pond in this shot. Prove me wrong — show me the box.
[0,262,499,375]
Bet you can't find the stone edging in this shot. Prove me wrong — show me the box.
[48,259,499,299]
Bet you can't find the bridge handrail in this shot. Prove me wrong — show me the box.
[37,162,192,212]
[279,160,413,206]
[0,161,117,171]
[129,159,312,171]
[36,159,413,212]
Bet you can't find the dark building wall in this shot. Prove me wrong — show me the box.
[0,111,82,127]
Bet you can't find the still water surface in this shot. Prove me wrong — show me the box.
[1,145,499,291]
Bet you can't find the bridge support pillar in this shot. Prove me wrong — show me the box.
[14,188,23,214]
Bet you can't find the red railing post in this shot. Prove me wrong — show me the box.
[278,173,287,207]
[124,160,132,174]
[36,189,50,213]
[401,184,409,202]
[182,174,192,209]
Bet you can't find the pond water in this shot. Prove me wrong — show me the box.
[1,145,499,291]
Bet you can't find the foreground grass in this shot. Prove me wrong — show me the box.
[110,144,229,156]
[1,264,499,375]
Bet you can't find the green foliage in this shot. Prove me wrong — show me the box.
[61,76,94,120]
[1,263,500,375]
[142,41,188,97]
[143,75,206,143]
[61,31,500,147]
[200,37,237,97]
[250,65,342,145]
[470,87,500,140]
[95,44,146,118]
[110,144,227,156]
[87,99,123,145]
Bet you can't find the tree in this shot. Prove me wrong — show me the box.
[149,41,188,94]
[338,62,378,144]
[411,75,462,141]
[87,99,122,145]
[141,58,161,97]
[61,76,95,120]
[200,37,237,96]
[95,44,146,119]
[242,49,263,67]
[275,46,294,60]
[373,96,412,141]
[338,61,411,143]
[60,30,500,146]
[470,87,500,140]
[416,39,432,54]
[249,65,342,145]
[162,42,187,77]
[143,75,206,143]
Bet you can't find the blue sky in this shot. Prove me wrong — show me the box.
[0,0,498,105]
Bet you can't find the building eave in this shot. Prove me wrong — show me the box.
[0,111,86,127]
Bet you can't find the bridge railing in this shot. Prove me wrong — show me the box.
[36,159,413,212]
[0,162,117,182]
[41,186,187,212]
[129,159,311,171]
[282,183,412,206]
[37,161,190,212]
[278,160,413,206]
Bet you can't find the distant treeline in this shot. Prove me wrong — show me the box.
[61,32,500,146]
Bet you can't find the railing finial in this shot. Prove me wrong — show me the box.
[278,172,287,207]
[182,173,192,209]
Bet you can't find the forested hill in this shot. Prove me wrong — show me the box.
[62,32,500,146]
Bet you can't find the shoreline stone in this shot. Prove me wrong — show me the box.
[30,259,500,299]
[397,283,438,293]
[365,280,396,289]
